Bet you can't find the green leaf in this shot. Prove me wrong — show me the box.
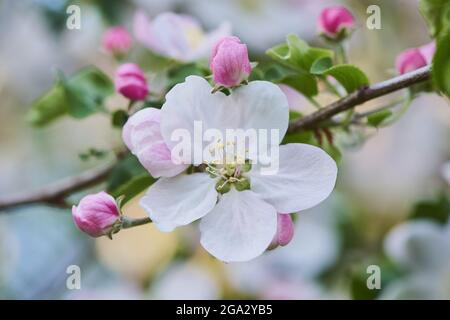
[419,0,450,37]
[110,173,155,207]
[26,84,69,126]
[323,143,342,164]
[266,34,333,73]
[167,63,207,88]
[264,64,318,97]
[78,148,109,161]
[279,73,318,97]
[310,57,333,74]
[410,194,450,224]
[311,64,369,94]
[63,67,114,118]
[282,131,313,145]
[289,110,303,121]
[433,31,450,97]
[27,67,113,126]
[367,109,393,127]
[111,110,129,128]
[107,154,147,192]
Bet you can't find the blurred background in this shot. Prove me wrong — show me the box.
[0,0,449,299]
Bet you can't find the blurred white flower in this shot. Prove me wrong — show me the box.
[186,0,332,52]
[149,263,220,300]
[134,11,230,62]
[342,95,450,215]
[65,282,143,300]
[382,220,450,299]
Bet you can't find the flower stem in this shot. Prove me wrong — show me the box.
[121,216,152,229]
[336,43,348,64]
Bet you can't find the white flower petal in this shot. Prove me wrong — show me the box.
[380,274,443,300]
[140,173,218,232]
[200,189,277,262]
[123,108,188,178]
[161,76,232,147]
[160,76,290,164]
[384,220,449,271]
[231,81,289,143]
[248,143,337,213]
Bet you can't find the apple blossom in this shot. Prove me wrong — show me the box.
[210,36,252,87]
[419,41,436,64]
[122,107,188,178]
[115,63,149,101]
[268,213,295,249]
[133,10,230,62]
[72,191,121,238]
[382,220,450,299]
[396,42,435,75]
[102,26,132,57]
[134,76,337,262]
[317,6,355,39]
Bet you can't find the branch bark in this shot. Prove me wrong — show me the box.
[0,163,115,211]
[287,65,431,133]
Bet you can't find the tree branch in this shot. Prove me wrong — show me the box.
[0,163,115,212]
[287,65,431,133]
[0,67,432,212]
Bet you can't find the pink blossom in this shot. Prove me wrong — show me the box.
[269,213,295,249]
[419,41,436,64]
[115,63,148,100]
[102,26,132,56]
[317,6,355,38]
[210,36,252,87]
[395,48,428,75]
[72,192,120,237]
[122,108,188,178]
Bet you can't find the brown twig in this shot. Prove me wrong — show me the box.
[0,163,115,212]
[0,67,432,212]
[287,65,431,133]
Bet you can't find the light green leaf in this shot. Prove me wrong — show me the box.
[266,34,333,73]
[26,84,69,126]
[107,154,147,192]
[311,64,369,94]
[63,67,114,118]
[367,109,393,127]
[110,173,155,207]
[279,73,318,97]
[433,31,450,97]
[264,64,318,97]
[419,0,450,37]
[310,57,333,74]
[27,67,113,126]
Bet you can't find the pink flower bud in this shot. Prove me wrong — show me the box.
[122,108,188,178]
[72,192,121,237]
[317,6,355,38]
[210,36,252,88]
[395,48,427,75]
[102,26,132,56]
[269,213,295,249]
[419,41,436,64]
[115,63,149,101]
